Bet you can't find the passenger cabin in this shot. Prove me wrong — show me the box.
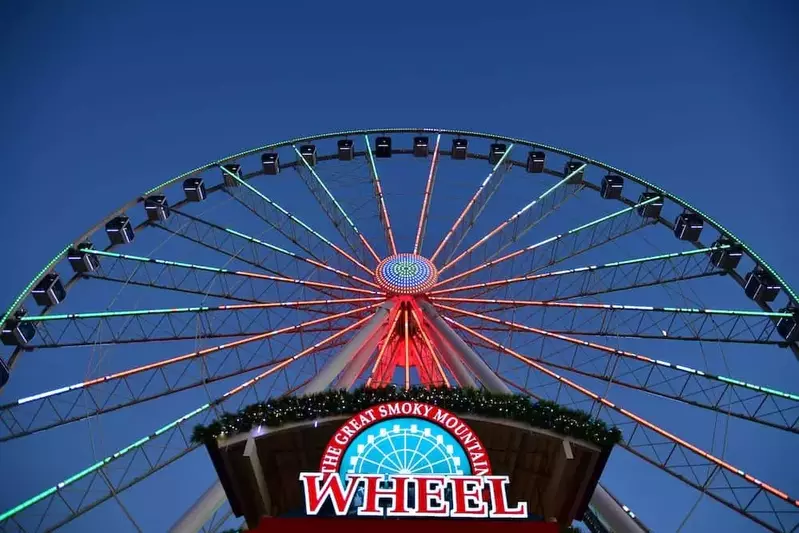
[600,175,623,199]
[1,309,35,347]
[144,195,170,222]
[0,357,9,387]
[452,138,468,160]
[489,143,507,165]
[183,177,207,202]
[68,242,100,273]
[375,136,392,158]
[299,145,317,167]
[261,153,280,175]
[337,140,354,161]
[637,192,663,218]
[222,164,242,187]
[413,136,429,157]
[777,308,798,342]
[526,151,545,173]
[32,273,66,307]
[564,161,584,184]
[106,216,134,244]
[674,213,703,241]
[744,269,781,303]
[710,237,743,270]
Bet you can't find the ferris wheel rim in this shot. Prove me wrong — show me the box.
[1,128,797,532]
[2,127,795,376]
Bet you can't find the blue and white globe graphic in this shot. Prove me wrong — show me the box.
[340,418,470,476]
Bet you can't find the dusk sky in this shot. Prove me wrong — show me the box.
[1,2,797,532]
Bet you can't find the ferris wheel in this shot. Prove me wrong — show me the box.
[0,128,797,533]
[342,418,467,477]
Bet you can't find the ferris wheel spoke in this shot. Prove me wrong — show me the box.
[163,207,376,289]
[434,194,660,289]
[429,145,514,266]
[83,248,378,301]
[438,160,583,275]
[364,306,402,388]
[433,297,787,345]
[438,305,799,433]
[0,305,375,442]
[409,304,450,387]
[432,244,725,301]
[0,317,366,532]
[220,166,374,276]
[448,319,799,533]
[363,135,398,256]
[293,145,381,266]
[17,297,380,349]
[413,134,441,256]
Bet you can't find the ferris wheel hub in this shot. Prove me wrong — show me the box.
[375,253,438,295]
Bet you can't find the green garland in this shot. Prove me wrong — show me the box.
[192,386,621,449]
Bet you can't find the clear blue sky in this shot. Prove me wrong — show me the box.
[1,1,797,531]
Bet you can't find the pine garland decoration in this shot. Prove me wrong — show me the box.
[191,385,621,449]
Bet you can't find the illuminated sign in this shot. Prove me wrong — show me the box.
[299,401,528,518]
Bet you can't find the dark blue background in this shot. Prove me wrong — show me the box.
[1,1,797,531]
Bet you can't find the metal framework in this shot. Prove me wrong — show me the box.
[1,129,797,533]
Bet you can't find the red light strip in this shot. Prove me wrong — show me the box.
[444,316,798,506]
[304,258,380,289]
[429,266,575,296]
[414,134,441,255]
[439,220,510,274]
[430,176,492,264]
[409,305,451,387]
[404,308,411,390]
[223,315,372,399]
[80,303,380,390]
[365,306,402,388]
[433,245,531,288]
[328,242,376,277]
[358,234,382,264]
[234,269,380,294]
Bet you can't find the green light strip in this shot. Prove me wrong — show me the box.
[569,195,659,234]
[220,166,336,248]
[662,307,791,318]
[224,228,296,257]
[85,249,226,273]
[131,128,794,305]
[0,403,211,522]
[293,145,361,233]
[0,246,70,330]
[603,245,728,268]
[363,135,381,184]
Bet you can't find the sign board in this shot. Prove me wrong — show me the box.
[299,401,529,519]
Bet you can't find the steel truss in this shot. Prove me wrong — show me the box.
[434,297,787,345]
[436,304,799,434]
[431,145,516,266]
[220,167,372,276]
[2,129,797,533]
[0,316,370,533]
[448,318,799,533]
[292,145,381,267]
[0,306,374,442]
[159,208,374,290]
[438,160,585,275]
[434,199,658,292]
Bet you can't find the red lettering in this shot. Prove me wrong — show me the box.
[299,473,360,516]
[357,475,414,516]
[450,476,489,518]
[485,476,527,518]
[416,476,449,516]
